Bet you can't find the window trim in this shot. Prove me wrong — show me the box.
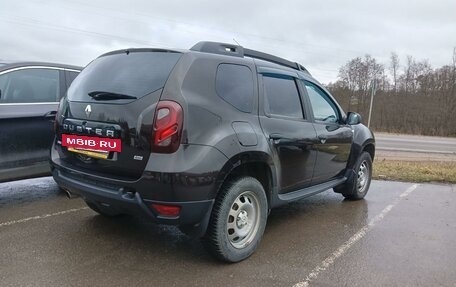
[0,66,81,76]
[0,102,58,106]
[261,73,308,121]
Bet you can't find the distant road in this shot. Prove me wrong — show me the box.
[375,133,456,154]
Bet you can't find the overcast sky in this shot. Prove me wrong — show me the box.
[1,0,455,83]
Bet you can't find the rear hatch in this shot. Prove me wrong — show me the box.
[55,49,182,180]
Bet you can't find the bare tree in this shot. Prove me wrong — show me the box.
[328,49,456,137]
[389,52,399,93]
[449,47,456,132]
[403,55,414,95]
[338,55,383,115]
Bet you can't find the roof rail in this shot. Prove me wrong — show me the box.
[190,41,310,74]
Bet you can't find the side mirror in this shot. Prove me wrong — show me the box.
[347,112,362,125]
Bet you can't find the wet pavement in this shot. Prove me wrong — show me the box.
[0,178,455,286]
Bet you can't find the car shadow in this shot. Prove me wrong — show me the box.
[75,189,368,266]
[80,212,217,264]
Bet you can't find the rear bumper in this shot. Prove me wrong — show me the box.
[51,165,214,235]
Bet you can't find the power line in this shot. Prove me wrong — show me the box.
[1,3,347,82]
[0,14,170,47]
[20,0,368,56]
[1,10,352,66]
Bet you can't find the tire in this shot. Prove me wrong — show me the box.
[203,176,268,262]
[85,200,121,217]
[334,151,372,200]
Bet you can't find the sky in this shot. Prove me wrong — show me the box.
[1,0,455,83]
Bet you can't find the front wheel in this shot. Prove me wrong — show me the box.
[203,177,268,262]
[334,151,373,200]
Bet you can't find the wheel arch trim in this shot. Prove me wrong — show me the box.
[213,151,277,207]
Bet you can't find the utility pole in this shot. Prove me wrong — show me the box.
[367,79,376,128]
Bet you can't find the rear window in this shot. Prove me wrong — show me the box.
[67,51,181,101]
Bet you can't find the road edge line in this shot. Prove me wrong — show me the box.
[0,207,89,228]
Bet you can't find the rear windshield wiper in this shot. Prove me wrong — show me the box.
[88,91,137,100]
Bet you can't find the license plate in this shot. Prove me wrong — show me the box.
[62,134,122,153]
[67,147,109,159]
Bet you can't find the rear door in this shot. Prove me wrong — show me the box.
[258,70,318,193]
[0,67,64,181]
[301,80,353,185]
[56,50,182,180]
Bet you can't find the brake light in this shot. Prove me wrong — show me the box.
[151,203,181,217]
[151,100,183,153]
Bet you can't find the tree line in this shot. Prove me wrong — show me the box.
[327,49,456,137]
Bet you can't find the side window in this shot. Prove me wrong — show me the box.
[304,81,339,123]
[263,75,303,119]
[216,64,254,113]
[0,68,59,103]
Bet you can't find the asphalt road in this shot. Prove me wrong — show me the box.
[1,177,455,286]
[375,133,456,154]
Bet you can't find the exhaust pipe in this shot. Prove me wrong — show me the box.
[61,187,80,199]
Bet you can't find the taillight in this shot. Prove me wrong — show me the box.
[151,100,183,153]
[151,203,181,217]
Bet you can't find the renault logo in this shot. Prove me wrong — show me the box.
[85,105,92,118]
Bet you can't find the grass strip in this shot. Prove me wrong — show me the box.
[373,160,456,184]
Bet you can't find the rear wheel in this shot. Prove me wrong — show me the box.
[334,151,372,200]
[203,177,268,262]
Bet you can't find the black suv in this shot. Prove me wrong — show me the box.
[0,61,81,182]
[51,42,375,262]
